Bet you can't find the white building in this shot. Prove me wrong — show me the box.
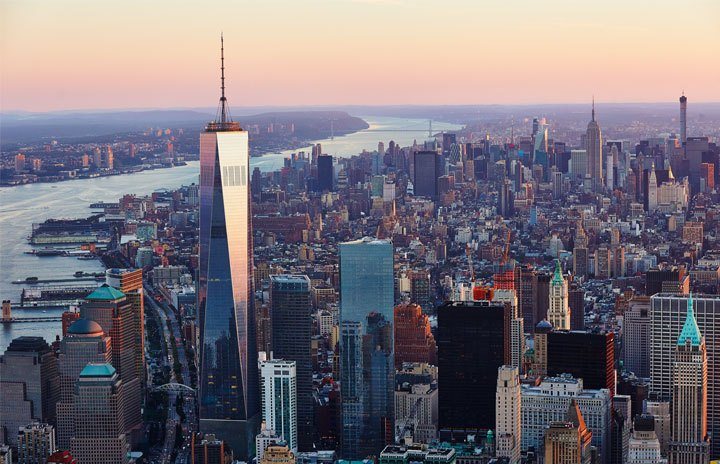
[547,260,570,330]
[493,290,524,369]
[495,366,521,464]
[259,356,298,453]
[521,374,611,463]
[394,383,438,444]
[628,414,667,464]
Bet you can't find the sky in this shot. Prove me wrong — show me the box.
[1,0,719,112]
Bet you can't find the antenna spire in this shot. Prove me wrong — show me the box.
[591,95,595,122]
[219,33,228,123]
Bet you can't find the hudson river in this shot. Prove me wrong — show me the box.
[0,116,461,350]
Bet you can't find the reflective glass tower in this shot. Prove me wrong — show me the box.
[339,238,394,458]
[198,36,259,459]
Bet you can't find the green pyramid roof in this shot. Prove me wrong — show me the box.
[79,362,116,378]
[86,284,125,301]
[551,259,564,285]
[678,293,702,347]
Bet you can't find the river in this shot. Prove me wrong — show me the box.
[0,115,461,350]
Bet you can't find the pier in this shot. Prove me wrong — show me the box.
[1,317,62,324]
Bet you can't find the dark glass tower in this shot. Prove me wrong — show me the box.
[198,36,259,459]
[437,301,506,438]
[547,330,615,397]
[317,154,333,192]
[270,275,314,451]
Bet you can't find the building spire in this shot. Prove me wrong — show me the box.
[678,292,702,346]
[219,33,229,123]
[591,96,595,122]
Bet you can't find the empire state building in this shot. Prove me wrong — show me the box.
[198,36,259,459]
[586,100,603,191]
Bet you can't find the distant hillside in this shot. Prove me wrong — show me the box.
[0,110,367,145]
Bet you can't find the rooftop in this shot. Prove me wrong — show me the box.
[85,284,125,301]
[79,363,116,378]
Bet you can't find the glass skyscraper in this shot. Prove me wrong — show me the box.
[339,238,394,458]
[198,37,259,460]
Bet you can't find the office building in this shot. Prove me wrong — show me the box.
[394,303,437,366]
[317,155,333,192]
[191,433,233,464]
[270,275,313,451]
[261,444,296,464]
[669,299,710,464]
[395,381,438,444]
[495,366,521,464]
[543,400,593,464]
[569,285,585,330]
[17,422,56,464]
[628,414,666,464]
[623,296,651,378]
[644,401,671,457]
[521,375,611,463]
[197,38,259,459]
[105,268,144,384]
[259,357,298,453]
[70,363,129,464]
[0,337,60,447]
[79,285,142,439]
[547,330,615,397]
[547,260,570,330]
[586,101,604,191]
[650,293,720,457]
[378,445,456,464]
[413,151,440,199]
[437,301,506,436]
[56,318,112,449]
[339,238,394,458]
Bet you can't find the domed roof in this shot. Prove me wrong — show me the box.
[535,319,553,333]
[67,318,103,336]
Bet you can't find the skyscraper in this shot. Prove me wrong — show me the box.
[317,154,333,192]
[269,275,313,451]
[669,297,710,464]
[0,337,60,447]
[413,151,440,199]
[680,93,687,145]
[259,357,298,453]
[547,330,615,396]
[543,400,593,464]
[650,293,720,457]
[56,318,112,449]
[339,238,394,458]
[393,303,437,366]
[586,99,604,191]
[628,414,666,464]
[623,297,651,378]
[17,422,56,464]
[547,260,570,330]
[198,37,259,459]
[495,366,521,464]
[437,301,506,436]
[70,363,129,464]
[105,268,144,385]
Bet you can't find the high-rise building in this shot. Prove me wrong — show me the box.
[437,301,506,436]
[70,363,129,464]
[269,275,313,451]
[317,155,333,192]
[261,444,296,464]
[56,318,112,449]
[197,37,259,459]
[650,293,720,457]
[669,298,710,464]
[531,320,553,377]
[543,400,593,464]
[259,357,298,453]
[680,93,688,145]
[413,151,440,199]
[191,433,233,464]
[79,285,142,440]
[17,422,56,464]
[495,366,521,464]
[586,100,604,191]
[0,337,60,447]
[623,297,651,378]
[521,375,611,463]
[105,268,144,384]
[339,238,394,458]
[547,330,615,397]
[569,285,585,330]
[628,414,666,464]
[394,381,438,444]
[393,303,437,366]
[644,401,671,457]
[547,260,570,330]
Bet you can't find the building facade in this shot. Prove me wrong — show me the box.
[259,358,298,453]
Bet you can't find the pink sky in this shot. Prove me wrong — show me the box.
[2,0,719,112]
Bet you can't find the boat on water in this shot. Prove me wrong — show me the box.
[26,248,65,257]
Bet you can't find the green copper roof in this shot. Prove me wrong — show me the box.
[79,363,116,378]
[86,284,125,301]
[678,293,702,347]
[551,259,564,285]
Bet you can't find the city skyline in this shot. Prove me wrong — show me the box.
[2,0,720,112]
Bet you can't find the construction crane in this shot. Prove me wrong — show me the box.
[395,396,423,444]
